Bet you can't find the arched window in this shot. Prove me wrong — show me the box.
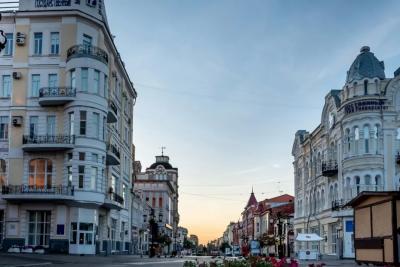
[364,126,370,153]
[365,175,371,191]
[355,176,361,195]
[321,189,325,210]
[346,129,351,154]
[317,152,321,174]
[305,162,309,181]
[305,196,309,216]
[0,159,6,186]
[29,159,53,188]
[329,185,334,204]
[375,175,382,191]
[354,127,360,154]
[345,177,351,200]
[334,184,338,201]
[364,80,368,95]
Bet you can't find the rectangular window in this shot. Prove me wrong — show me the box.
[31,74,40,97]
[0,116,9,140]
[67,166,72,187]
[79,152,85,161]
[83,34,92,49]
[50,32,59,55]
[81,68,88,92]
[67,153,73,162]
[78,165,85,189]
[29,116,38,137]
[80,111,86,135]
[90,167,97,190]
[92,153,98,163]
[93,112,100,138]
[46,115,56,136]
[104,74,108,97]
[70,69,76,88]
[48,74,58,88]
[159,197,163,208]
[4,33,13,56]
[68,112,74,136]
[28,211,51,246]
[0,210,4,242]
[1,75,11,97]
[34,32,43,55]
[93,70,100,94]
[103,116,106,140]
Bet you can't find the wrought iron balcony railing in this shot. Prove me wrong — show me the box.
[109,192,124,205]
[23,135,75,145]
[107,143,120,159]
[2,185,74,196]
[322,160,338,177]
[66,44,109,64]
[39,87,76,98]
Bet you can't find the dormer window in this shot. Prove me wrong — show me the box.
[86,0,97,7]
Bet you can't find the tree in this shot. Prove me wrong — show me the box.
[219,241,231,253]
[183,237,194,250]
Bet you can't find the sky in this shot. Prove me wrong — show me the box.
[105,0,400,244]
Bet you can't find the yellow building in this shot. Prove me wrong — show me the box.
[0,0,137,255]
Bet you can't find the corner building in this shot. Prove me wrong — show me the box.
[0,0,137,254]
[292,46,400,259]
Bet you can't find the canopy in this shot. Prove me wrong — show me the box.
[296,233,324,242]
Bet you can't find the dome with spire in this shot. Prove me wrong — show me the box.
[346,46,385,84]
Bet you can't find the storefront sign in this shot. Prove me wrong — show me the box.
[35,0,71,8]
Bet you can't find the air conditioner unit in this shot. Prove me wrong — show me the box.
[16,32,26,46]
[12,72,21,79]
[12,116,22,126]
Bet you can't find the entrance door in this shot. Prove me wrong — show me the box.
[69,222,95,254]
[343,220,355,258]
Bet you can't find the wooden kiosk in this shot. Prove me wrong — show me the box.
[347,191,400,266]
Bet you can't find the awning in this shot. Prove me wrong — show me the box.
[296,233,324,242]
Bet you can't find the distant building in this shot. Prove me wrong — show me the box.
[135,154,179,254]
[292,46,400,259]
[189,234,199,247]
[176,226,188,252]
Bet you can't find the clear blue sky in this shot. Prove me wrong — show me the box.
[105,0,400,243]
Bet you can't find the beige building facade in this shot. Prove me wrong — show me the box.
[0,0,137,255]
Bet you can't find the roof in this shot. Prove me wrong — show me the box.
[346,46,385,83]
[149,161,175,170]
[345,191,400,207]
[245,192,258,208]
[296,233,323,242]
[266,194,294,203]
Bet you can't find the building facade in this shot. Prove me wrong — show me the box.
[0,0,137,255]
[135,154,179,254]
[292,46,400,258]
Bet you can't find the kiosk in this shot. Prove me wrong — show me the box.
[296,233,323,260]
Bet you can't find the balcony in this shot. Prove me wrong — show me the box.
[22,135,75,152]
[322,160,338,177]
[38,87,76,106]
[1,185,74,202]
[106,143,120,165]
[103,191,124,210]
[66,44,108,65]
[107,100,118,123]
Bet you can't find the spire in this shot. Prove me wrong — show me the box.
[245,188,258,208]
[251,186,254,194]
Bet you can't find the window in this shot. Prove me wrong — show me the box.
[94,70,100,94]
[0,159,6,186]
[111,175,119,193]
[48,74,58,88]
[31,74,40,97]
[50,32,59,55]
[111,219,117,251]
[90,167,97,190]
[375,175,382,191]
[355,176,361,195]
[28,211,51,246]
[79,152,85,161]
[0,210,4,242]
[29,159,53,188]
[81,68,88,92]
[67,153,73,162]
[152,197,156,207]
[104,74,108,97]
[93,112,100,138]
[354,127,359,140]
[92,153,98,163]
[364,80,368,95]
[46,115,56,136]
[67,166,72,187]
[29,116,38,137]
[122,184,126,202]
[1,75,11,97]
[364,126,369,153]
[70,222,94,245]
[0,116,9,140]
[4,33,13,56]
[70,69,76,88]
[80,111,86,135]
[78,165,85,189]
[83,34,92,50]
[68,112,74,136]
[70,222,77,244]
[159,197,163,208]
[103,116,106,140]
[33,33,43,55]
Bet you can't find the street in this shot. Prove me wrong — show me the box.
[0,253,363,267]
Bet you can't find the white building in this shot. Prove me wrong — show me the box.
[0,0,137,255]
[135,154,179,254]
[292,46,400,259]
